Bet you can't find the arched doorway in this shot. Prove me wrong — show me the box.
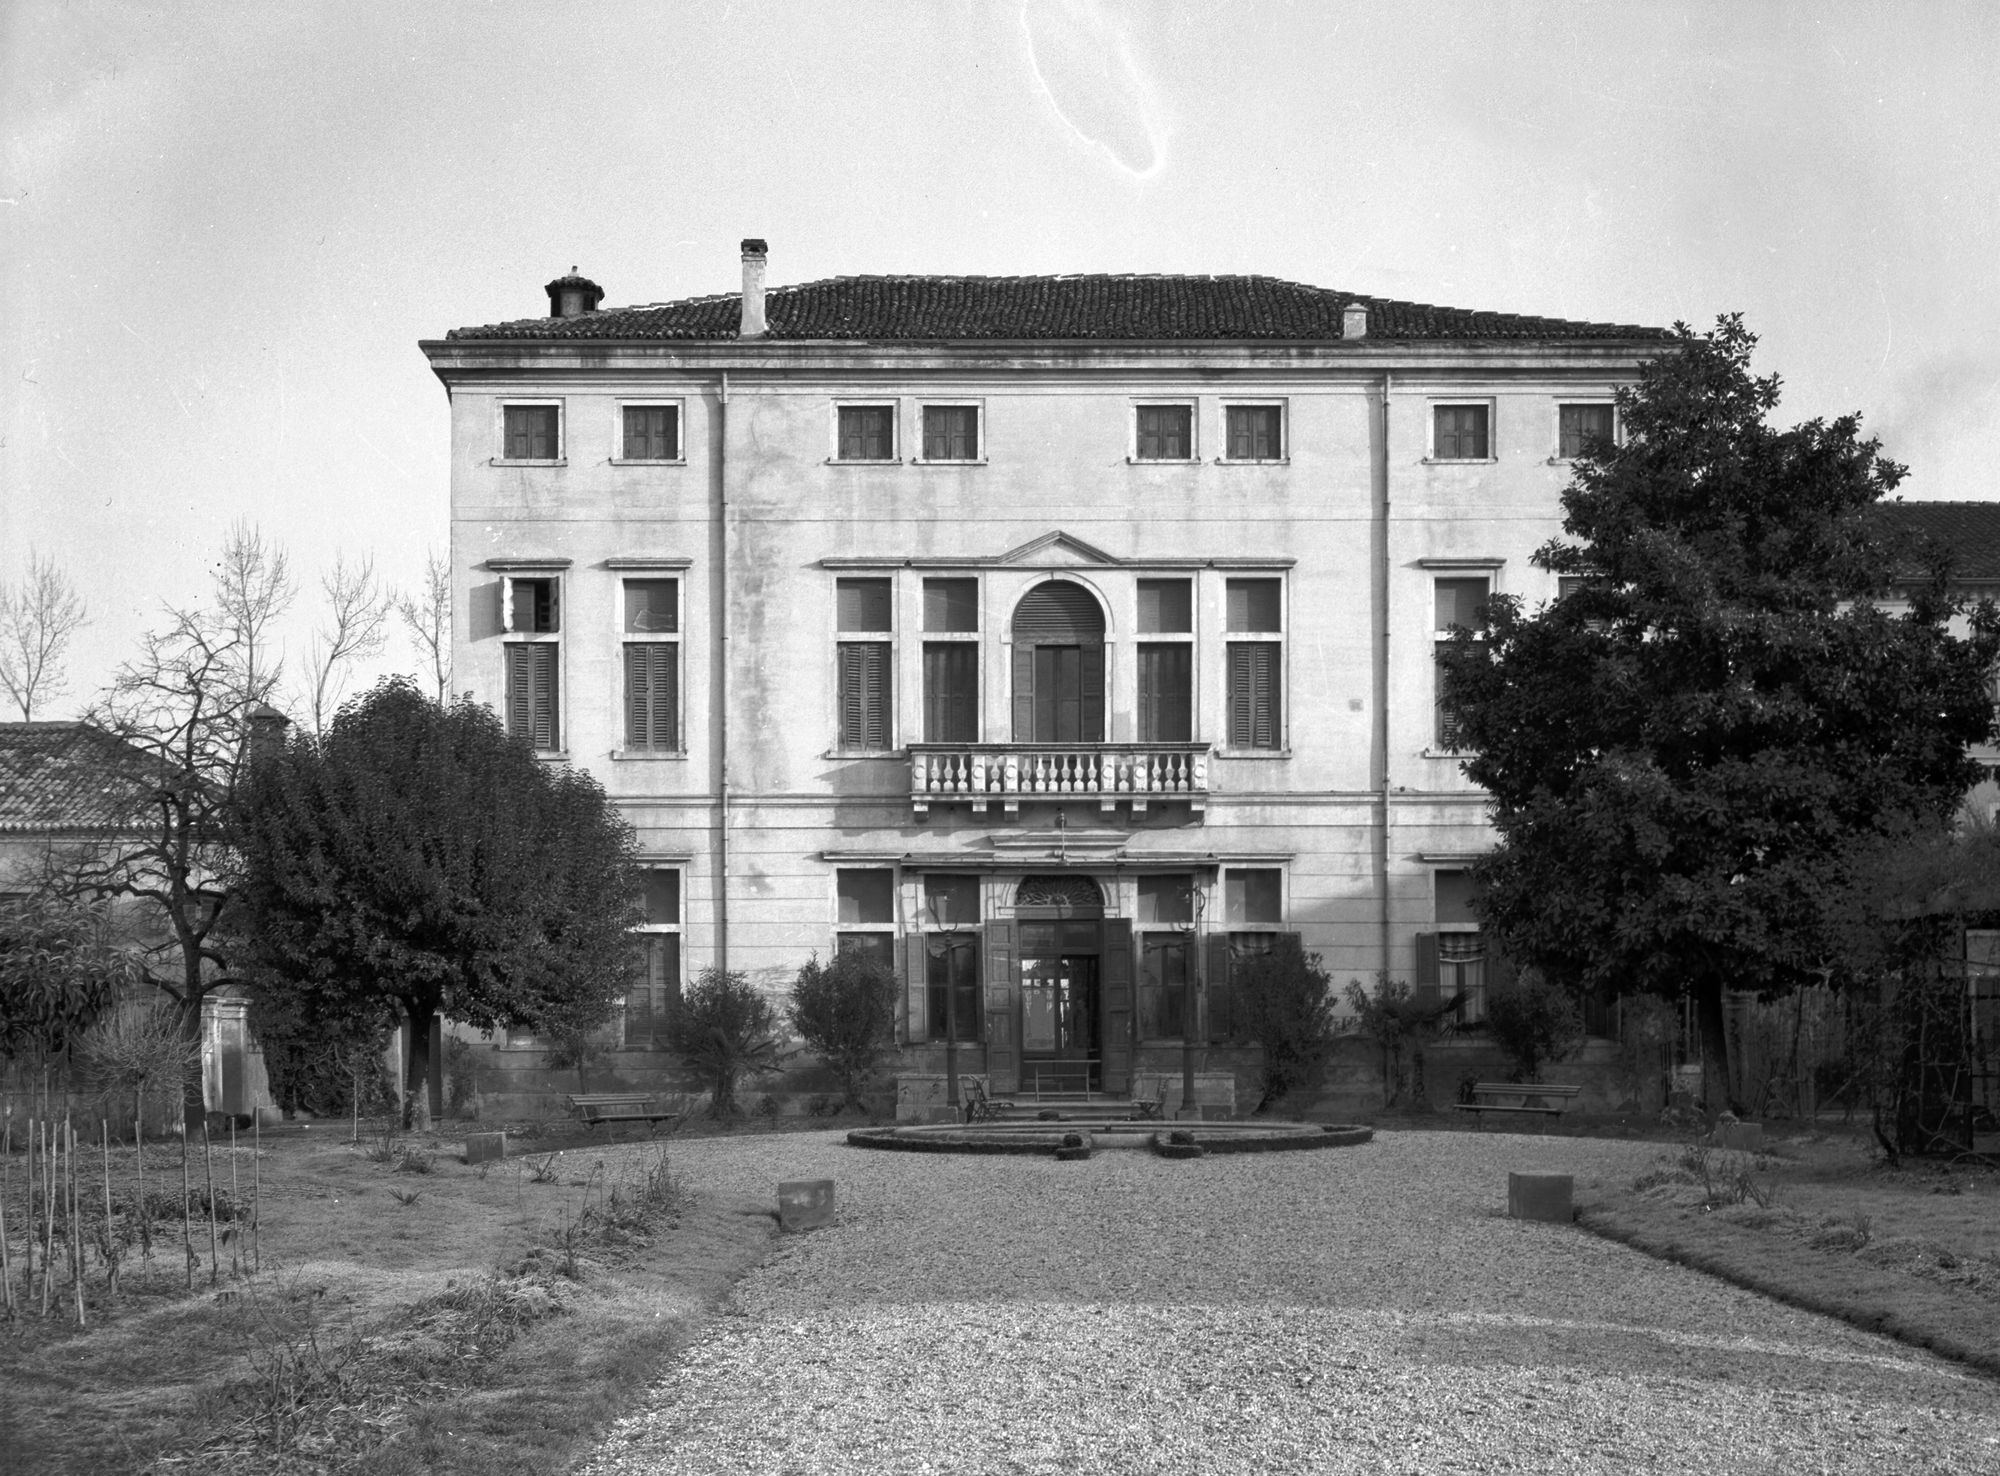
[1015,874,1116,1092]
[1011,582,1106,743]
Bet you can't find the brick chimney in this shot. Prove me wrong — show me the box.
[544,268,604,319]
[739,239,768,339]
[1343,301,1368,339]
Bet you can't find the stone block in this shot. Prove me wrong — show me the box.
[1507,1171,1573,1223]
[778,1178,835,1233]
[464,1131,507,1165]
[1715,1121,1763,1152]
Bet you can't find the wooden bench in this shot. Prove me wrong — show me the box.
[567,1093,681,1133]
[1453,1082,1583,1130]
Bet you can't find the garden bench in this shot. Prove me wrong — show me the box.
[567,1092,681,1133]
[1453,1082,1583,1129]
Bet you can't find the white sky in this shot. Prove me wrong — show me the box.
[5,0,1997,719]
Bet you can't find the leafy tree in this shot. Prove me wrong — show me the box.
[1229,935,1339,1113]
[234,679,641,1128]
[1439,316,2000,1108]
[788,950,898,1113]
[0,893,130,1062]
[1482,973,1584,1083]
[543,1025,612,1096]
[667,967,785,1119]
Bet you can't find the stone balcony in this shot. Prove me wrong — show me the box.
[908,743,1210,816]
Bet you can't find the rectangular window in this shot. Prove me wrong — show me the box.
[923,644,978,743]
[1135,404,1193,461]
[1137,578,1192,634]
[623,578,680,752]
[1138,644,1192,742]
[1139,933,1191,1039]
[506,577,560,633]
[837,577,893,749]
[1226,578,1281,634]
[1226,577,1282,751]
[922,577,978,633]
[836,868,895,973]
[1435,868,1478,926]
[625,868,682,1047]
[926,934,980,1042]
[621,404,680,461]
[1224,868,1283,926]
[920,404,980,462]
[1433,404,1490,460]
[837,404,896,461]
[1225,404,1283,461]
[505,641,559,750]
[923,875,980,928]
[502,404,560,461]
[1558,403,1614,459]
[1435,577,1491,751]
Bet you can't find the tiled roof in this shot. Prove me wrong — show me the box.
[1872,501,2000,584]
[445,274,1669,343]
[0,723,155,834]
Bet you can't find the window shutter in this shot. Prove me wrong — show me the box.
[840,643,891,747]
[1227,645,1253,746]
[982,920,1018,1093]
[1205,935,1232,1044]
[1011,643,1035,742]
[506,644,531,738]
[902,932,926,1045]
[864,644,889,746]
[624,645,647,748]
[530,643,558,749]
[1137,646,1158,740]
[1252,643,1279,747]
[1101,919,1133,1093]
[1413,932,1441,1007]
[1080,643,1105,742]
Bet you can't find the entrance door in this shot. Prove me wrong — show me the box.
[1020,953,1100,1093]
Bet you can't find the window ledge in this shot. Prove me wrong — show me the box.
[1214,457,1290,467]
[611,749,688,762]
[490,458,568,468]
[909,458,989,467]
[1213,747,1292,759]
[611,457,688,467]
[1421,457,1497,466]
[826,458,901,467]
[1422,748,1476,759]
[1127,456,1201,466]
[825,748,905,760]
[531,750,572,762]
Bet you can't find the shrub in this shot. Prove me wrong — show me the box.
[1484,972,1584,1082]
[1231,935,1339,1113]
[788,950,899,1114]
[1343,976,1458,1107]
[80,1002,201,1127]
[664,967,785,1119]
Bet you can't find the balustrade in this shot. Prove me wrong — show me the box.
[909,743,1210,814]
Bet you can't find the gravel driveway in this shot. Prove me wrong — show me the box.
[577,1130,2000,1475]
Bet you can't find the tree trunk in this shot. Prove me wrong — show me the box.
[402,1001,436,1131]
[176,996,206,1130]
[1694,983,1739,1114]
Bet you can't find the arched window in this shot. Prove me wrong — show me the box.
[1010,582,1106,743]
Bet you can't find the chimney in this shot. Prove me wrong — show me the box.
[739,239,768,339]
[1342,301,1368,340]
[243,703,291,766]
[544,268,604,319]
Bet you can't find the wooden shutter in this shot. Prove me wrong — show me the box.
[1080,644,1105,742]
[531,644,558,748]
[839,643,890,747]
[1011,643,1035,742]
[1228,643,1279,748]
[1205,935,1232,1044]
[508,643,558,748]
[625,644,679,750]
[982,921,1018,1092]
[923,644,977,743]
[1101,919,1134,1093]
[1413,931,1441,1007]
[902,932,926,1044]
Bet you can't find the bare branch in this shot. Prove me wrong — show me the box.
[0,550,89,719]
[395,548,453,704]
[307,551,392,735]
[210,519,296,709]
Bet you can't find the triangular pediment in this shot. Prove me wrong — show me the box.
[996,530,1121,566]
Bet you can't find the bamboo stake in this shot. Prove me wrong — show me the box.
[1,1116,13,1315]
[24,1119,37,1314]
[101,1122,114,1295]
[71,1124,84,1327]
[251,1112,260,1274]
[41,1121,54,1316]
[180,1119,193,1291]
[201,1117,218,1288]
[136,1117,149,1268]
[229,1119,240,1278]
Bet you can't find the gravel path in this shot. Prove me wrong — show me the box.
[576,1130,2000,1474]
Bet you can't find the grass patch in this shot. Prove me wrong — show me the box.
[1579,1127,2000,1378]
[0,1124,777,1474]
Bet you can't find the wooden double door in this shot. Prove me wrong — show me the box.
[983,918,1134,1096]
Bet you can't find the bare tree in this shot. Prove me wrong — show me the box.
[395,548,452,703]
[209,520,295,710]
[0,551,88,719]
[306,552,391,735]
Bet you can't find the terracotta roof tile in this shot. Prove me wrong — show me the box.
[0,723,155,834]
[1872,501,2000,584]
[445,274,1668,344]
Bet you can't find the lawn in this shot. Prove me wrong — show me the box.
[0,1116,786,1476]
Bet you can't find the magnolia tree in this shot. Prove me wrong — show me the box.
[233,679,641,1127]
[1439,316,2000,1108]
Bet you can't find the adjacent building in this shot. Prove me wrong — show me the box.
[421,243,1673,1110]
